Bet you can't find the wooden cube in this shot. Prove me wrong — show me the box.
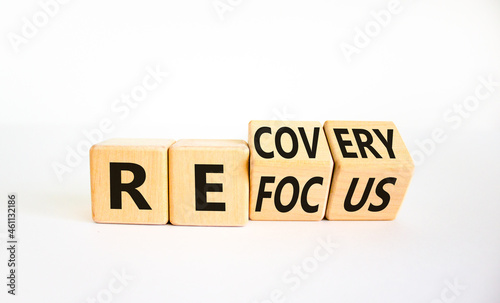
[323,121,414,220]
[168,139,249,226]
[90,138,175,224]
[248,121,333,221]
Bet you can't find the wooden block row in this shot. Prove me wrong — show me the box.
[90,121,414,226]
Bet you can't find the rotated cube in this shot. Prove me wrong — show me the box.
[323,121,414,220]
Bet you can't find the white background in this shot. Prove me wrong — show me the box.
[1,0,500,302]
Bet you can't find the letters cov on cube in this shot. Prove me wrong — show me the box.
[249,121,333,221]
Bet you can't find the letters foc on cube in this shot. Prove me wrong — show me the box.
[248,121,334,221]
[323,121,414,220]
[90,138,175,224]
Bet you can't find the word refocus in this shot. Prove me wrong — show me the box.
[90,121,414,226]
